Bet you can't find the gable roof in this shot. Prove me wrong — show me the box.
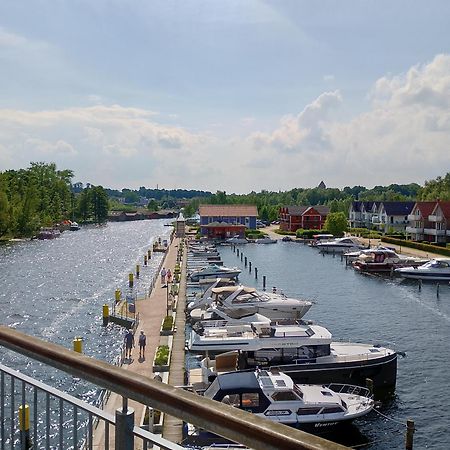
[382,201,415,216]
[414,201,438,217]
[351,201,362,212]
[199,204,258,217]
[434,201,450,218]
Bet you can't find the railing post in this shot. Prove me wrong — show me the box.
[116,397,134,450]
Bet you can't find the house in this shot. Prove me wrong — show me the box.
[373,202,415,232]
[279,205,329,232]
[406,201,438,242]
[199,205,258,239]
[348,201,363,228]
[425,201,450,243]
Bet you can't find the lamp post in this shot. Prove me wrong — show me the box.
[163,283,171,317]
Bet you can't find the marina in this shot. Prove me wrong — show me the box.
[1,222,450,448]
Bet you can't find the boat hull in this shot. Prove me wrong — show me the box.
[255,352,397,399]
[395,270,450,281]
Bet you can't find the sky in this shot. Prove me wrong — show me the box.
[1,0,450,193]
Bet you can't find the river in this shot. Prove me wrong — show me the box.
[216,242,450,449]
[0,220,172,403]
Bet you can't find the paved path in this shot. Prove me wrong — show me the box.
[93,235,180,449]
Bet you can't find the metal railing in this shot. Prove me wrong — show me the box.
[0,326,349,450]
[0,362,181,450]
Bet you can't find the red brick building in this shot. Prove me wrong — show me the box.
[279,205,330,232]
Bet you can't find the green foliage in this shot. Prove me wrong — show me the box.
[1,162,74,237]
[245,229,267,239]
[273,229,296,235]
[76,185,109,223]
[381,237,450,257]
[162,316,174,331]
[296,229,330,239]
[419,172,450,201]
[154,345,170,366]
[147,199,159,211]
[324,212,348,237]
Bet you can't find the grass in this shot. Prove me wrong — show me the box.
[154,345,170,366]
[162,316,174,331]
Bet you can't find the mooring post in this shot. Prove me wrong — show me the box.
[102,304,109,327]
[418,279,422,291]
[241,253,243,262]
[255,267,258,279]
[244,256,247,267]
[249,261,252,272]
[144,255,147,266]
[262,275,266,290]
[18,404,32,450]
[405,418,415,450]
[237,248,239,257]
[136,264,140,279]
[437,283,440,297]
[129,273,134,288]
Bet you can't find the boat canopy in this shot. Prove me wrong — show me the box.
[211,286,256,294]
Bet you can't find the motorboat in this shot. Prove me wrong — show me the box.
[192,309,272,329]
[226,237,249,244]
[254,237,277,244]
[187,279,236,311]
[352,249,428,273]
[316,237,366,253]
[37,227,61,239]
[69,221,80,231]
[189,322,397,397]
[203,369,372,428]
[343,246,393,262]
[189,265,241,282]
[188,285,312,321]
[395,258,450,281]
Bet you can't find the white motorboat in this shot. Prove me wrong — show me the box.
[254,237,277,244]
[69,221,80,231]
[226,237,249,244]
[195,369,373,430]
[316,237,366,253]
[192,309,272,330]
[352,249,428,273]
[188,285,312,320]
[189,322,397,396]
[187,279,236,311]
[395,258,450,281]
[189,265,241,282]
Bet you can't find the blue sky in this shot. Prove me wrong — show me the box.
[1,1,450,192]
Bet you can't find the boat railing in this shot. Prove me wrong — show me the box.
[326,384,372,398]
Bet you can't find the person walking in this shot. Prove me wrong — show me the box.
[166,268,172,283]
[161,267,167,284]
[124,329,134,359]
[138,330,147,358]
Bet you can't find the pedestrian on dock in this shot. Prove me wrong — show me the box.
[139,330,147,358]
[167,268,172,283]
[161,267,167,284]
[124,330,134,359]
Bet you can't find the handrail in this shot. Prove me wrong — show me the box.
[0,326,349,450]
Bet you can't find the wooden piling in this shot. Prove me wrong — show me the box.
[249,261,252,272]
[241,253,243,262]
[244,256,247,267]
[262,275,266,290]
[437,283,440,297]
[255,267,258,279]
[405,419,415,449]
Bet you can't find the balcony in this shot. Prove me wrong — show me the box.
[406,226,423,234]
[407,214,419,221]
[428,215,441,222]
[424,228,446,236]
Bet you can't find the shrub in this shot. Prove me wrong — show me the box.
[162,316,173,331]
[296,229,330,239]
[273,229,296,235]
[245,229,266,238]
[381,237,450,257]
[154,345,169,366]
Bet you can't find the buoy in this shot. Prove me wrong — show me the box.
[102,304,109,327]
[129,273,134,288]
[73,337,83,353]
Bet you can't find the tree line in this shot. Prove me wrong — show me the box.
[0,163,109,238]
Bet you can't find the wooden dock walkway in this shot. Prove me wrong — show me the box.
[93,233,183,449]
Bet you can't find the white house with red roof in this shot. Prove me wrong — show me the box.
[426,201,450,243]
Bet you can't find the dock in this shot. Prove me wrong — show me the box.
[93,233,187,449]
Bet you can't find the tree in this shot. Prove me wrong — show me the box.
[324,212,348,237]
[147,199,159,211]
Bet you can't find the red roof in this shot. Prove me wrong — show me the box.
[415,201,438,217]
[199,204,258,217]
[435,201,450,218]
